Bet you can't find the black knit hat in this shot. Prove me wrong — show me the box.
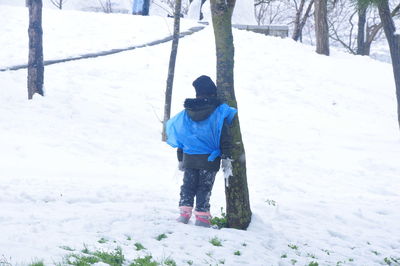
[192,75,217,97]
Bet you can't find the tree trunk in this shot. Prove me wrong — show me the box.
[132,0,149,15]
[28,0,44,100]
[292,0,306,41]
[293,0,314,42]
[162,0,182,141]
[142,0,150,16]
[377,0,400,128]
[210,0,252,230]
[314,0,330,55]
[357,5,367,55]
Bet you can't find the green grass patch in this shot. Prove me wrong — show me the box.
[163,258,177,266]
[308,262,318,266]
[384,257,400,265]
[129,255,159,266]
[92,247,124,266]
[234,251,241,256]
[64,254,100,266]
[28,260,45,266]
[63,246,124,266]
[81,244,90,254]
[288,244,299,250]
[210,207,227,229]
[134,242,146,251]
[281,254,288,258]
[156,234,167,241]
[209,237,222,247]
[98,238,108,244]
[59,246,75,252]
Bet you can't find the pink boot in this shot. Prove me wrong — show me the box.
[194,211,211,228]
[177,206,193,224]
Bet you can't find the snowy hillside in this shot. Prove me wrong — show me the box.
[0,6,199,69]
[1,5,400,266]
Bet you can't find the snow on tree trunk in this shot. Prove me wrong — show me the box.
[28,0,44,100]
[210,0,252,230]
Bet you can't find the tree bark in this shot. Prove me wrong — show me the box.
[293,0,314,42]
[142,0,150,16]
[28,0,44,100]
[162,0,182,141]
[210,0,252,230]
[356,5,367,55]
[377,0,400,128]
[314,0,330,55]
[292,0,306,41]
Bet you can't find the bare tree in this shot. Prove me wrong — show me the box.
[28,0,44,100]
[328,0,400,56]
[162,0,182,141]
[315,0,330,55]
[328,0,358,54]
[98,0,113,13]
[292,0,314,41]
[356,3,367,54]
[254,0,288,25]
[359,3,400,55]
[151,0,190,16]
[376,0,400,128]
[49,0,68,10]
[210,0,252,230]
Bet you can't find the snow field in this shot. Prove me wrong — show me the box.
[0,5,199,69]
[0,5,400,266]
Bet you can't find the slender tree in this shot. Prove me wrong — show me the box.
[376,0,400,128]
[356,2,400,55]
[356,4,367,55]
[210,0,252,230]
[358,0,400,128]
[49,0,68,10]
[28,0,44,100]
[314,0,330,55]
[292,0,315,42]
[132,0,150,15]
[162,0,182,141]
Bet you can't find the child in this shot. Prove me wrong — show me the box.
[166,75,237,227]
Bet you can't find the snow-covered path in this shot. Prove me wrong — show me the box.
[1,6,400,266]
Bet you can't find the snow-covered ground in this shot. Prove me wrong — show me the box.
[1,5,400,266]
[0,6,199,69]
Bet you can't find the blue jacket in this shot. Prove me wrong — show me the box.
[166,100,237,163]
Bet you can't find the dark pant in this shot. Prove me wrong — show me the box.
[179,168,217,212]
